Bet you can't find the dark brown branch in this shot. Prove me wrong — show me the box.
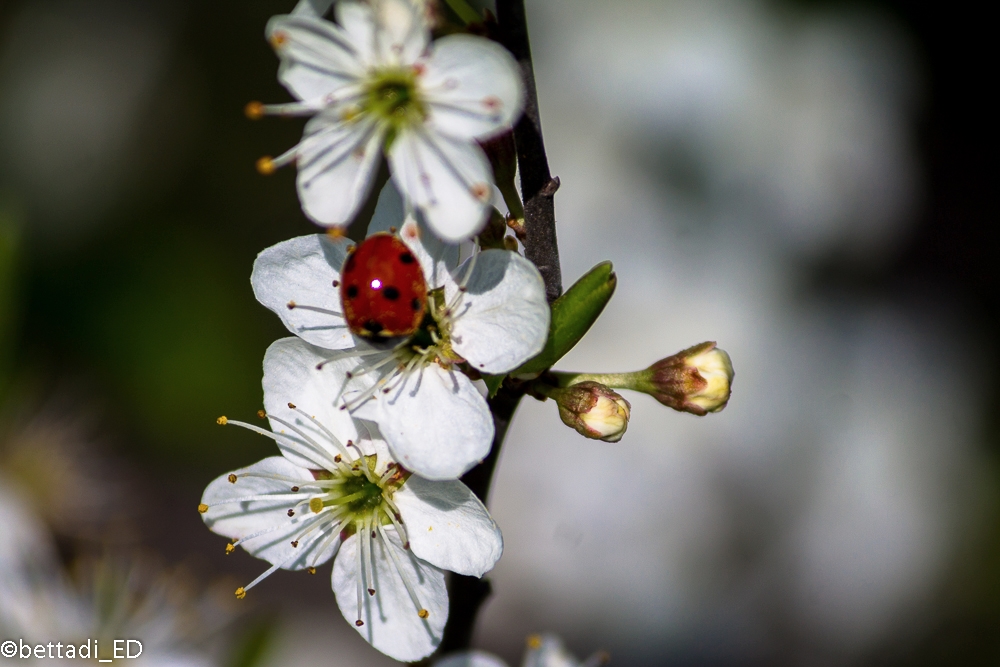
[496,0,563,303]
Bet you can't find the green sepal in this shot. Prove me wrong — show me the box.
[513,261,617,376]
[482,373,505,398]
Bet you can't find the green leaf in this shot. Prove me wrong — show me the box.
[514,261,617,376]
[482,373,505,398]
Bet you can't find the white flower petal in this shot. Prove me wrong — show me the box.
[423,34,524,139]
[266,14,364,101]
[374,0,428,66]
[202,457,341,570]
[366,178,408,236]
[333,527,447,662]
[334,1,377,69]
[398,213,461,288]
[389,128,492,242]
[435,651,509,667]
[263,338,361,469]
[374,363,494,480]
[297,115,385,226]
[251,234,353,349]
[395,476,502,577]
[292,0,334,18]
[449,250,549,373]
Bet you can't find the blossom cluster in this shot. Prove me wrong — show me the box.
[199,0,547,661]
[199,0,734,662]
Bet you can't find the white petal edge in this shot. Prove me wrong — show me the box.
[201,456,341,571]
[449,250,549,373]
[267,14,364,101]
[296,115,385,226]
[395,476,502,577]
[374,0,429,67]
[389,128,492,242]
[251,234,353,350]
[371,363,494,480]
[422,34,524,139]
[435,651,509,667]
[333,527,447,662]
[262,337,364,470]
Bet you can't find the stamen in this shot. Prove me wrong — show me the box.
[228,474,238,484]
[355,520,365,626]
[286,404,352,460]
[286,302,343,317]
[377,524,429,619]
[226,543,235,554]
[246,100,323,119]
[361,516,376,597]
[265,414,343,471]
[381,504,410,549]
[316,347,386,370]
[198,504,208,513]
[222,419,333,471]
[258,146,298,175]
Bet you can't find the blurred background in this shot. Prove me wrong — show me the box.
[0,0,993,665]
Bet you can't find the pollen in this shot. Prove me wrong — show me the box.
[198,503,209,513]
[526,635,542,649]
[256,156,276,175]
[307,566,317,575]
[235,587,247,600]
[269,32,287,48]
[287,402,296,409]
[355,620,364,627]
[309,497,324,514]
[326,226,346,239]
[471,182,491,202]
[228,474,238,483]
[244,101,264,120]
[418,609,429,619]
[287,301,297,309]
[217,416,228,425]
[287,509,295,517]
[225,543,235,555]
[257,409,266,419]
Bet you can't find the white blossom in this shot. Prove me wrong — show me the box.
[251,215,549,480]
[199,337,503,662]
[253,0,523,242]
[434,634,609,667]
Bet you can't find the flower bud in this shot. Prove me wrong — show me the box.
[549,381,631,442]
[643,342,733,415]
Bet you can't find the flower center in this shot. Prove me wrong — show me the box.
[311,454,406,535]
[393,287,463,369]
[363,69,425,136]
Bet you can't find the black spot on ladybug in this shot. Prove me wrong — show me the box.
[346,285,359,298]
[411,298,421,311]
[399,252,415,264]
[363,320,384,335]
[383,286,400,301]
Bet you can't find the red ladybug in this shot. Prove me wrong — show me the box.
[340,233,427,339]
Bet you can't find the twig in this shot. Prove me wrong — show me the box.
[496,0,563,304]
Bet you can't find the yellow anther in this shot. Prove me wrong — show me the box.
[526,635,542,649]
[306,567,317,575]
[417,609,429,619]
[326,226,346,239]
[287,402,297,409]
[257,409,266,419]
[225,543,235,554]
[256,156,276,175]
[309,498,324,513]
[244,101,265,120]
[269,32,287,48]
[198,504,209,514]
[235,587,246,600]
[217,416,228,425]
[228,474,237,484]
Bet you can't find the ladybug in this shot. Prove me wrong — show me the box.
[339,232,427,339]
